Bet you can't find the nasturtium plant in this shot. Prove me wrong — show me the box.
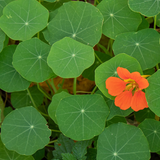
[1,0,160,159]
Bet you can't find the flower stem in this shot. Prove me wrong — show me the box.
[91,86,97,95]
[27,88,38,109]
[156,64,159,70]
[45,81,54,96]
[73,78,77,95]
[154,15,157,30]
[48,139,57,144]
[97,43,109,55]
[37,83,52,100]
[50,129,61,132]
[48,79,57,93]
[94,52,103,64]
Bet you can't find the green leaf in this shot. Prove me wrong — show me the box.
[97,122,150,160]
[0,45,30,92]
[56,94,109,141]
[43,1,103,46]
[0,28,6,52]
[86,148,96,160]
[82,51,111,81]
[47,37,95,78]
[97,0,141,39]
[72,140,92,160]
[12,38,55,82]
[135,108,155,123]
[3,107,13,117]
[33,148,45,160]
[156,13,160,27]
[0,0,13,17]
[128,0,160,17]
[62,153,77,160]
[53,134,75,159]
[113,28,160,70]
[95,53,143,99]
[48,91,71,124]
[0,109,1,123]
[43,0,56,2]
[0,136,34,160]
[137,15,149,31]
[0,0,49,40]
[1,106,51,155]
[106,116,127,127]
[138,119,160,152]
[146,70,160,117]
[11,85,44,109]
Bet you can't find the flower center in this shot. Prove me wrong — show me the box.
[124,79,139,93]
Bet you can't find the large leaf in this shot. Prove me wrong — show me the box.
[48,91,71,124]
[43,1,103,46]
[0,28,6,52]
[13,38,55,82]
[97,122,150,160]
[113,28,160,70]
[0,136,34,160]
[146,70,160,117]
[1,106,51,155]
[56,94,109,141]
[0,0,13,17]
[95,53,143,99]
[0,0,49,40]
[62,153,77,160]
[97,0,141,39]
[0,45,30,92]
[128,0,160,17]
[11,85,44,109]
[139,119,160,152]
[47,37,94,78]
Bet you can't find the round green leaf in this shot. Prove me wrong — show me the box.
[1,106,51,155]
[0,0,13,17]
[97,0,141,39]
[137,15,149,31]
[0,45,30,92]
[128,0,160,17]
[95,53,143,99]
[139,119,160,152]
[56,94,109,141]
[11,85,44,109]
[146,70,160,117]
[0,0,49,40]
[97,122,150,160]
[43,1,103,46]
[0,136,34,160]
[135,108,155,123]
[48,91,71,124]
[13,38,55,82]
[43,0,56,2]
[113,29,160,70]
[106,116,127,127]
[0,28,6,52]
[47,37,95,78]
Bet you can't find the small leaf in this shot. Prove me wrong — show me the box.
[53,134,75,159]
[43,1,103,46]
[97,123,150,160]
[1,106,51,155]
[113,28,160,70]
[13,38,55,82]
[135,108,155,123]
[56,94,109,140]
[146,70,160,117]
[11,85,44,109]
[139,119,160,152]
[0,45,30,92]
[3,107,13,117]
[106,116,127,127]
[97,0,141,39]
[0,136,34,160]
[47,37,95,78]
[72,140,92,160]
[0,28,6,52]
[128,0,160,17]
[62,153,77,160]
[48,91,71,124]
[95,53,142,99]
[86,148,96,160]
[0,0,49,40]
[137,15,149,31]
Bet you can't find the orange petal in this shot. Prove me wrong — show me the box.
[114,91,132,110]
[137,77,149,89]
[130,72,142,81]
[106,77,126,96]
[131,90,148,112]
[117,67,131,79]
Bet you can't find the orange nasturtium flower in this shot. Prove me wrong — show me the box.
[105,67,149,112]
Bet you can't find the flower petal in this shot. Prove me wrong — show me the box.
[106,77,126,96]
[114,91,132,110]
[131,90,148,111]
[117,67,131,79]
[137,77,149,89]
